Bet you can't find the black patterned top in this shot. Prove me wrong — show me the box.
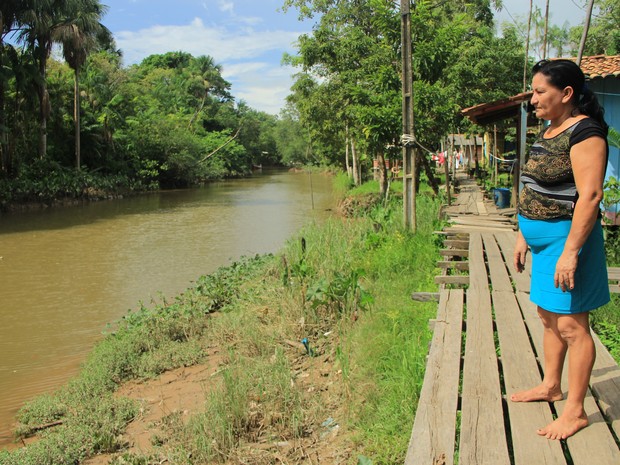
[518,118,608,220]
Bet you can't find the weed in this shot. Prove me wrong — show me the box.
[1,181,443,464]
[591,294,620,363]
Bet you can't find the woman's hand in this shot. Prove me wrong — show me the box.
[555,250,578,291]
[514,231,528,273]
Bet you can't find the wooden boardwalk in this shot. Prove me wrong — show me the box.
[406,176,620,465]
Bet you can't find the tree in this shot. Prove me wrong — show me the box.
[282,0,523,193]
[574,0,620,55]
[17,0,61,158]
[57,0,112,169]
[186,55,231,131]
[0,0,22,173]
[274,105,311,166]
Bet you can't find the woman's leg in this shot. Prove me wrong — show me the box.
[510,307,565,402]
[537,311,594,440]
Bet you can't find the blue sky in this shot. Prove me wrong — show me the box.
[497,0,586,28]
[99,0,587,115]
[101,0,314,115]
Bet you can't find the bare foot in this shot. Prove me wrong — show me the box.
[537,411,589,440]
[510,384,563,403]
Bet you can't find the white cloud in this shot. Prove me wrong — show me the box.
[114,17,304,114]
[218,0,235,15]
[223,62,297,114]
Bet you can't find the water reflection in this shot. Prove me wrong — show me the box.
[0,170,334,446]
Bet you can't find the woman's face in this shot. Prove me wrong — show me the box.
[530,72,572,121]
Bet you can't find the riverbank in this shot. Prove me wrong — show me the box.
[3,171,620,464]
[0,176,443,464]
[0,169,336,450]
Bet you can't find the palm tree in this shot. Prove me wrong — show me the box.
[57,0,111,169]
[187,55,230,131]
[16,0,60,159]
[0,0,23,172]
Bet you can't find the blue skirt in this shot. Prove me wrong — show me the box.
[518,215,610,314]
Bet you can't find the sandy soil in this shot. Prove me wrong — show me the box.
[83,341,354,464]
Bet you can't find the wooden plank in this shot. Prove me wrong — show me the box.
[434,275,469,285]
[492,290,566,464]
[482,233,512,292]
[494,230,532,292]
[405,290,464,465]
[514,293,620,464]
[437,261,469,271]
[453,214,514,224]
[484,234,566,465]
[590,333,620,439]
[562,394,620,465]
[444,225,517,233]
[459,233,511,465]
[440,249,468,257]
[411,292,440,302]
[607,267,620,280]
[443,239,469,249]
[449,217,515,229]
[609,284,620,294]
[434,229,470,237]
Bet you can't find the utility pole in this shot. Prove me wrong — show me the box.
[401,0,416,232]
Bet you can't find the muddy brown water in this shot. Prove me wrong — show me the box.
[0,170,334,447]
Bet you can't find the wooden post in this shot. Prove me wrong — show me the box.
[442,140,451,206]
[401,0,416,231]
[493,125,498,185]
[514,103,527,207]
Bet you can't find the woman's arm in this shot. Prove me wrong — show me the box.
[554,135,607,291]
[514,229,528,273]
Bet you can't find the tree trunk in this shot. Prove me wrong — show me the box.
[74,68,81,169]
[421,152,439,196]
[351,138,360,186]
[39,89,47,159]
[345,124,352,178]
[377,150,388,195]
[37,56,49,159]
[0,78,7,173]
[188,91,207,131]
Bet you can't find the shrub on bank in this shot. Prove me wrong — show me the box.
[2,173,619,464]
[0,159,150,211]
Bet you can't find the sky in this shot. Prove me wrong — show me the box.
[99,0,590,116]
[496,0,587,29]
[100,0,313,115]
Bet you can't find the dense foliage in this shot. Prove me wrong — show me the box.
[0,1,291,206]
[1,0,616,206]
[281,0,527,183]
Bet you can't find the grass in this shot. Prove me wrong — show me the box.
[0,179,443,465]
[3,171,618,465]
[591,294,620,362]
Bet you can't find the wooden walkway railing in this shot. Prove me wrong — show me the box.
[405,176,620,465]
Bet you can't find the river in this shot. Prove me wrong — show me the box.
[0,169,335,446]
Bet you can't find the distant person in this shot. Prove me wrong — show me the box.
[512,59,610,440]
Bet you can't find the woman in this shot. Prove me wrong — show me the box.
[512,59,610,440]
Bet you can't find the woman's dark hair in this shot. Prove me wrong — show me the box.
[532,59,608,134]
